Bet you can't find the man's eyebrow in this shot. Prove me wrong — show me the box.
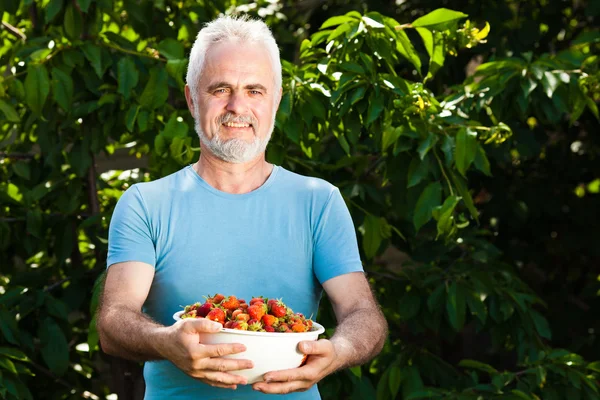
[205,82,268,93]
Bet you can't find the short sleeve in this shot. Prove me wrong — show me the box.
[313,188,364,283]
[107,185,156,269]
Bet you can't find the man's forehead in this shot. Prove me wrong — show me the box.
[200,43,275,87]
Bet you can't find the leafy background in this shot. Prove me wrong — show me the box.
[0,0,598,399]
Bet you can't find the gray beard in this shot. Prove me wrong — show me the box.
[194,115,273,164]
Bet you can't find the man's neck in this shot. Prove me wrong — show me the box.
[193,152,274,194]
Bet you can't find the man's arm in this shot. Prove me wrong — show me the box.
[252,272,388,394]
[321,271,388,370]
[97,261,254,389]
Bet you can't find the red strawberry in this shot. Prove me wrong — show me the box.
[206,308,226,325]
[182,309,197,319]
[235,313,250,322]
[250,297,265,305]
[238,299,246,304]
[207,293,225,304]
[231,309,243,319]
[264,325,275,332]
[231,321,249,330]
[224,320,234,329]
[240,303,249,310]
[221,295,240,310]
[248,304,267,321]
[197,302,213,317]
[277,323,291,333]
[262,314,278,327]
[248,320,263,331]
[270,300,287,318]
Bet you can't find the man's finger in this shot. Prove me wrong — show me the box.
[201,356,254,372]
[197,371,247,387]
[253,380,307,394]
[298,339,331,355]
[199,343,247,357]
[184,318,223,333]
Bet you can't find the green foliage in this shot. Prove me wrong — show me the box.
[0,0,598,399]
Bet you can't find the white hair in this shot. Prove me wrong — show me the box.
[186,15,282,102]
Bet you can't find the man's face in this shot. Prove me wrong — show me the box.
[187,40,281,163]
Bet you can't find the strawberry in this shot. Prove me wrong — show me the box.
[231,309,243,319]
[277,323,291,333]
[224,320,234,329]
[270,300,287,318]
[248,320,263,331]
[248,303,267,321]
[240,303,249,310]
[182,309,197,319]
[261,314,278,327]
[206,308,226,325]
[207,293,225,304]
[291,322,307,332]
[221,295,240,310]
[250,297,265,305]
[231,321,249,330]
[197,302,213,318]
[264,325,275,332]
[235,313,250,322]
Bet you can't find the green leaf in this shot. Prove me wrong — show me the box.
[0,347,29,362]
[427,284,446,312]
[398,293,421,320]
[458,359,497,374]
[407,155,430,188]
[161,113,189,139]
[12,161,30,180]
[0,309,18,345]
[88,314,99,355]
[530,309,552,339]
[117,57,139,99]
[474,144,492,176]
[339,62,365,75]
[466,290,487,324]
[166,59,187,88]
[64,3,83,40]
[51,67,74,111]
[0,357,16,374]
[320,15,358,29]
[448,170,478,222]
[125,105,139,132]
[26,209,43,238]
[45,294,69,320]
[412,8,468,29]
[69,143,91,177]
[0,99,20,122]
[82,43,103,78]
[170,136,194,165]
[140,68,169,110]
[389,365,402,398]
[455,128,478,176]
[541,71,559,98]
[362,214,382,259]
[402,366,424,398]
[24,65,50,115]
[511,390,534,400]
[446,282,466,331]
[39,318,69,376]
[157,38,184,60]
[366,92,384,126]
[76,0,92,12]
[45,0,64,23]
[396,30,422,73]
[417,132,438,159]
[436,195,460,238]
[413,181,442,231]
[416,28,433,58]
[382,126,402,152]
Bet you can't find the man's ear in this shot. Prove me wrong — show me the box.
[184,85,195,118]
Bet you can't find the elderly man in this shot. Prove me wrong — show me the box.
[97,15,387,399]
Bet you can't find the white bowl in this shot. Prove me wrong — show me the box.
[173,310,325,384]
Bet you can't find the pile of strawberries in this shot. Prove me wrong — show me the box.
[180,294,314,333]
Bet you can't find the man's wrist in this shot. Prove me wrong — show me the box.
[328,336,355,372]
[148,325,172,360]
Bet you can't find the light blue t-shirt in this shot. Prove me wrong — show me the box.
[107,164,364,400]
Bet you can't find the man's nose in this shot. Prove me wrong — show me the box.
[226,92,247,114]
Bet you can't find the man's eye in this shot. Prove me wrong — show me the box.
[214,89,228,94]
[250,90,262,95]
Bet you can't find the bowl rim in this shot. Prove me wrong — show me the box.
[172,310,325,337]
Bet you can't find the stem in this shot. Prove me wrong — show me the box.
[434,149,454,197]
[100,41,167,62]
[1,21,27,40]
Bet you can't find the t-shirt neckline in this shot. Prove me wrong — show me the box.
[185,164,280,199]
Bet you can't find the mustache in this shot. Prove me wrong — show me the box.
[218,113,256,125]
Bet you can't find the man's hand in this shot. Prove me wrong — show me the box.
[161,318,254,390]
[251,339,338,394]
